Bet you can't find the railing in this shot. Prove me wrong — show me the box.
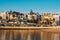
[0,26,60,40]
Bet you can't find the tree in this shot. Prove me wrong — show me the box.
[9,10,12,20]
[0,16,2,19]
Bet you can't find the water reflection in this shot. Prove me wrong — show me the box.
[15,33,21,40]
[0,30,60,40]
[31,32,41,40]
[0,31,4,40]
[6,31,10,40]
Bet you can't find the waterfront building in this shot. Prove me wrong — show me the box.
[52,13,60,26]
[27,10,38,22]
[0,11,9,20]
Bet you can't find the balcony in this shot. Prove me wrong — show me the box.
[0,26,60,40]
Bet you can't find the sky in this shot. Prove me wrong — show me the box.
[0,0,60,14]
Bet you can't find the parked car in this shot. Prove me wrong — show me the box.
[0,19,7,26]
[27,23,36,26]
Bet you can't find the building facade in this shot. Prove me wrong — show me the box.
[0,12,8,20]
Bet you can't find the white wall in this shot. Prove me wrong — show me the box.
[0,12,7,19]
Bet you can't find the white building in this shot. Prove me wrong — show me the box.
[26,13,38,21]
[52,14,60,25]
[0,11,9,19]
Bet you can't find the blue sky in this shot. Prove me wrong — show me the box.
[0,0,60,14]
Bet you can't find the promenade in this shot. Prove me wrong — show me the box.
[0,26,60,32]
